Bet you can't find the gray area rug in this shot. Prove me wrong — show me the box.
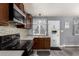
[37,51,50,56]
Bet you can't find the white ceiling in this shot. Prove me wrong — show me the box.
[24,3,79,16]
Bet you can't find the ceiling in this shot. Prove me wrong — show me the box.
[24,3,79,16]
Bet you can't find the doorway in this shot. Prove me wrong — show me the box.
[48,20,60,47]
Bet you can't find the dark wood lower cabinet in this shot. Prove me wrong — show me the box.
[33,37,50,49]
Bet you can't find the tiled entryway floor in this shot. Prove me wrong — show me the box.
[31,47,79,56]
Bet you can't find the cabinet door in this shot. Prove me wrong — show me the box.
[0,4,9,21]
[44,38,50,49]
[39,38,44,49]
[26,14,32,29]
[33,38,50,49]
[33,38,37,49]
[0,3,9,25]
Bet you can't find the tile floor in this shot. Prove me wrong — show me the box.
[30,47,79,56]
[0,47,79,56]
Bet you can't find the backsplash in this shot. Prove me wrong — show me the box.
[0,26,27,39]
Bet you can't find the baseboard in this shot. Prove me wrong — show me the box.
[61,45,79,48]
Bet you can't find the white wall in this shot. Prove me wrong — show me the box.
[24,3,79,16]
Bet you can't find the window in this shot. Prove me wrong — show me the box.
[74,17,79,35]
[33,19,47,35]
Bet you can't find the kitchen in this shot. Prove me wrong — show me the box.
[0,3,79,56]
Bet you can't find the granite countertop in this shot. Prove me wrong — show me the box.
[0,50,24,56]
[20,36,50,40]
[17,40,33,50]
[0,33,20,36]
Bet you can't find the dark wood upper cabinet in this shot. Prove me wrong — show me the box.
[0,3,14,26]
[0,3,33,28]
[26,13,33,29]
[14,3,33,29]
[0,3,9,26]
[16,13,33,29]
[14,3,26,29]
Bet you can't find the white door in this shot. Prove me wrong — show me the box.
[48,20,60,47]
